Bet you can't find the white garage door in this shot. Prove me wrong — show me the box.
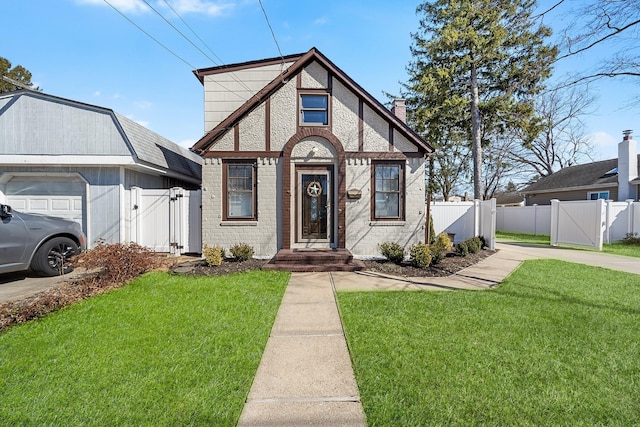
[5,177,85,227]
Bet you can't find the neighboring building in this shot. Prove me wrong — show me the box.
[0,90,202,248]
[522,131,639,205]
[191,48,433,258]
[493,191,525,207]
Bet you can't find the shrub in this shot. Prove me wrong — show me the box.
[430,233,451,265]
[428,215,437,245]
[622,232,640,245]
[229,243,254,261]
[1,241,164,332]
[456,241,470,257]
[379,242,405,264]
[478,235,487,249]
[410,243,432,269]
[467,237,482,254]
[76,241,163,287]
[203,245,225,266]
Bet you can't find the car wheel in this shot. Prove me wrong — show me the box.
[31,237,80,277]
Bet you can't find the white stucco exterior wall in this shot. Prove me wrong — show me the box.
[270,79,297,152]
[332,80,360,151]
[201,157,280,257]
[362,104,389,152]
[210,130,234,151]
[301,61,328,88]
[239,103,266,151]
[393,130,419,153]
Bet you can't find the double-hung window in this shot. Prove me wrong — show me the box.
[300,94,328,126]
[372,162,404,220]
[224,161,257,220]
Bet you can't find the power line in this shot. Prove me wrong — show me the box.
[103,0,195,69]
[160,0,226,66]
[159,0,255,95]
[104,0,248,101]
[258,0,285,66]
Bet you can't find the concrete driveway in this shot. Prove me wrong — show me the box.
[0,270,79,304]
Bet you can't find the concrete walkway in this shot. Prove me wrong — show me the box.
[238,242,640,426]
[237,272,366,426]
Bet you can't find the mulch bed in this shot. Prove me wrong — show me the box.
[170,249,496,278]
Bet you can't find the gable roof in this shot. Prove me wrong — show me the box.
[191,47,433,155]
[0,90,202,182]
[521,157,640,194]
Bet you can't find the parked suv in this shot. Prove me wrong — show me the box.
[0,204,86,276]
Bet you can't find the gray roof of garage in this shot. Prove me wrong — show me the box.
[0,90,202,181]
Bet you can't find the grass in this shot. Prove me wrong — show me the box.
[497,230,640,258]
[496,230,550,244]
[339,259,640,426]
[0,270,289,426]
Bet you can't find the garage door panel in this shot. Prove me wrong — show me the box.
[51,199,71,211]
[29,199,48,211]
[5,178,85,231]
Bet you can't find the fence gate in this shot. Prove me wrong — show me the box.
[551,199,605,250]
[129,187,201,255]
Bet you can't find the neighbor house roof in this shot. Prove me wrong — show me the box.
[521,158,631,194]
[0,90,202,183]
[190,47,433,155]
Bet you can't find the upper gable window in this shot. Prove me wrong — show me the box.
[300,94,328,126]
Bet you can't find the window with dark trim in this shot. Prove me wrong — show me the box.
[372,162,404,220]
[223,160,257,220]
[300,94,328,126]
[588,191,609,200]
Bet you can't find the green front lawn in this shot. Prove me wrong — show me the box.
[0,270,289,426]
[339,260,640,426]
[496,230,550,244]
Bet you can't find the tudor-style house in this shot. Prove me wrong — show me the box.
[191,48,433,261]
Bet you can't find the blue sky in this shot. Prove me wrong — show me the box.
[3,0,638,160]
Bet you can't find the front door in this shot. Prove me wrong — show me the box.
[297,166,332,243]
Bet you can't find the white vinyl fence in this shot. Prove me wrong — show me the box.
[430,199,496,250]
[497,199,640,250]
[128,187,202,255]
[497,204,551,235]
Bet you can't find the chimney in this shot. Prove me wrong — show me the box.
[618,129,638,201]
[391,99,406,123]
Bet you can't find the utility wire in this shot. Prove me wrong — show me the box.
[258,0,285,68]
[159,0,255,95]
[103,0,195,69]
[104,0,248,101]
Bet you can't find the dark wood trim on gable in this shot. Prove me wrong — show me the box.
[358,99,364,152]
[388,123,394,152]
[265,97,271,151]
[193,53,304,83]
[234,124,240,151]
[191,47,433,156]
